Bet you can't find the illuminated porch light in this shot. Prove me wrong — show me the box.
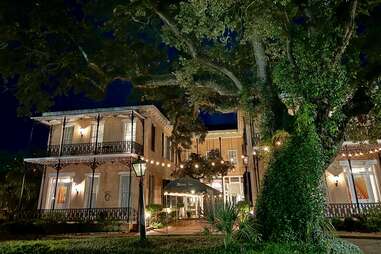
[79,127,85,138]
[333,175,339,187]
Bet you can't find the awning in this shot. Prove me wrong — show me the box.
[164,176,221,196]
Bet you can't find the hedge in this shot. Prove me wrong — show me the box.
[0,236,362,254]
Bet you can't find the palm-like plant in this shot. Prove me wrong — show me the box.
[214,203,238,248]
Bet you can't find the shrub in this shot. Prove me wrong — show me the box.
[365,207,381,231]
[0,236,362,254]
[214,203,238,248]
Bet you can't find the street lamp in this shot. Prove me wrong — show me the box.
[132,157,147,241]
[242,156,251,205]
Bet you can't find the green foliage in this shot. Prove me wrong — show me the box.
[0,153,41,216]
[174,150,233,181]
[214,203,238,248]
[0,236,361,254]
[256,107,326,242]
[331,209,381,232]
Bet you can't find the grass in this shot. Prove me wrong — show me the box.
[0,235,328,254]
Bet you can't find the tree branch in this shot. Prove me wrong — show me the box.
[251,36,267,83]
[333,0,358,65]
[152,7,243,91]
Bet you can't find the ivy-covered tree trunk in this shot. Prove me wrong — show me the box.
[256,122,326,242]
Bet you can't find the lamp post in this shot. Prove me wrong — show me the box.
[132,157,147,241]
[242,156,251,205]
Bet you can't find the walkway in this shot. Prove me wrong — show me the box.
[147,219,209,235]
[347,239,381,254]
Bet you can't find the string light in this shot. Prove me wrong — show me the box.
[211,162,215,166]
[180,164,184,169]
[156,161,160,165]
[275,141,282,146]
[161,162,165,167]
[263,146,270,152]
[150,160,154,164]
[195,164,199,169]
[220,160,225,164]
[167,163,171,168]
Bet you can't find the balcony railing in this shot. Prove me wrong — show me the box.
[47,141,143,157]
[14,207,137,222]
[326,202,381,218]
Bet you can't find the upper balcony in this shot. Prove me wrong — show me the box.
[48,141,143,157]
[24,106,173,164]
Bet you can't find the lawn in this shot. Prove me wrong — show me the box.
[0,235,330,254]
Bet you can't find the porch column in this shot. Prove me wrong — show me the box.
[89,114,101,209]
[127,111,134,222]
[345,145,360,211]
[52,116,66,210]
[142,118,145,156]
[219,137,226,205]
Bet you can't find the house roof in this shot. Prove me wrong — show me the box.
[31,105,172,130]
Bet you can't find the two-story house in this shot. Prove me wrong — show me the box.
[181,112,256,205]
[24,105,174,223]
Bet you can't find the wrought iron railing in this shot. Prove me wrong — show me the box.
[48,141,143,157]
[326,202,381,218]
[14,207,138,222]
